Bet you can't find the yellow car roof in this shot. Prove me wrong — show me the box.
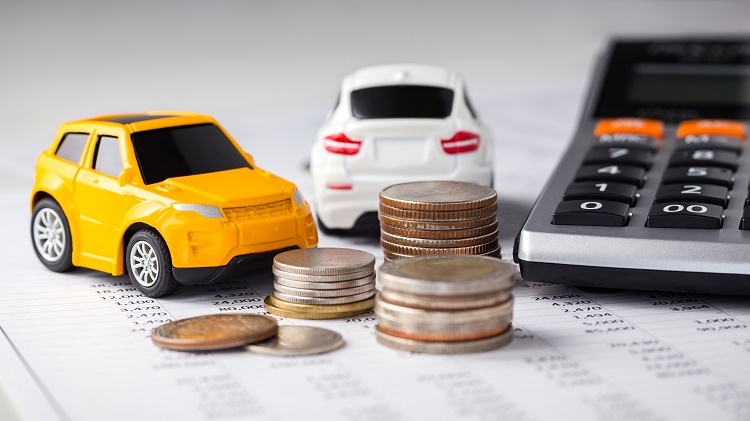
[67,111,216,134]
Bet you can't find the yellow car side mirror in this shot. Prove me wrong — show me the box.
[118,167,136,187]
[243,151,255,166]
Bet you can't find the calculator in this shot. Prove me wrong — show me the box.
[514,37,750,295]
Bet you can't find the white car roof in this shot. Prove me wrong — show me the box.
[346,64,459,90]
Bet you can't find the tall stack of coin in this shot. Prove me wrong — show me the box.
[374,255,515,354]
[264,248,377,319]
[378,181,499,261]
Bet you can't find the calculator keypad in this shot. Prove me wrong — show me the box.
[654,184,729,208]
[676,135,742,153]
[662,167,734,188]
[583,148,652,168]
[563,182,638,205]
[668,149,738,170]
[575,164,646,186]
[646,203,724,229]
[553,200,630,226]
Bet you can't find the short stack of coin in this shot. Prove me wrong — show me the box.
[264,248,377,319]
[374,255,515,354]
[378,181,499,261]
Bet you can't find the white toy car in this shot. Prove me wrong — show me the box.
[310,64,494,233]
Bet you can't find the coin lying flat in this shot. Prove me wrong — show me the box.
[378,255,516,295]
[375,325,514,354]
[380,220,498,239]
[151,314,278,351]
[275,274,375,290]
[273,290,376,305]
[379,203,497,222]
[245,326,344,356]
[383,247,501,262]
[266,293,376,313]
[377,323,510,342]
[273,282,375,298]
[272,267,374,283]
[379,181,497,211]
[375,298,513,323]
[379,213,498,231]
[273,248,375,276]
[263,297,372,319]
[380,238,500,257]
[381,229,498,248]
[379,289,512,310]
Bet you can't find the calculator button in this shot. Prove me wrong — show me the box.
[676,135,742,153]
[654,184,729,208]
[669,149,738,170]
[740,207,750,230]
[676,119,746,140]
[595,118,664,140]
[553,200,630,227]
[594,134,658,151]
[583,147,652,168]
[662,167,734,188]
[563,182,638,205]
[575,164,646,186]
[646,203,723,229]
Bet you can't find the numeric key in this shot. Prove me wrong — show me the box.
[575,164,646,186]
[563,182,638,205]
[552,200,630,227]
[646,202,723,229]
[654,184,729,207]
[662,166,734,188]
[669,149,738,170]
[583,147,652,168]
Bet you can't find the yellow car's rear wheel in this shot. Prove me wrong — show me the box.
[126,228,180,297]
[31,198,74,272]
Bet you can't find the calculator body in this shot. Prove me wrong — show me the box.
[515,37,750,295]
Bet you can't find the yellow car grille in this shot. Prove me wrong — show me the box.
[223,199,293,222]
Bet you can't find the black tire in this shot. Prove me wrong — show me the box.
[31,198,74,272]
[126,228,180,298]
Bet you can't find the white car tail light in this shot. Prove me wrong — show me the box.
[323,133,362,155]
[441,131,480,154]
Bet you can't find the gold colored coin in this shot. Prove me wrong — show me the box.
[376,324,510,342]
[380,220,498,239]
[265,293,376,313]
[151,314,278,351]
[379,203,497,222]
[378,213,497,231]
[264,297,371,320]
[379,181,497,211]
[380,229,498,248]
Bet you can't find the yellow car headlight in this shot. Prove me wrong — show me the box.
[172,204,223,219]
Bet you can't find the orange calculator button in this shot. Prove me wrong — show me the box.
[594,118,664,140]
[676,120,746,140]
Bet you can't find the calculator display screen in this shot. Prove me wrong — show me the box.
[594,40,750,121]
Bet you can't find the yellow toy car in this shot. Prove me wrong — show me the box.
[31,112,318,297]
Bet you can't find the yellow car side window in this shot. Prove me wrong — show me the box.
[93,135,123,178]
[55,133,89,164]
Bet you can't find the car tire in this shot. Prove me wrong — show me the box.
[126,228,180,298]
[31,198,74,272]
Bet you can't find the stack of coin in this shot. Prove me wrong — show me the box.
[264,248,377,319]
[378,181,499,261]
[374,255,515,354]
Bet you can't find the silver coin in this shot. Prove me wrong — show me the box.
[382,247,501,261]
[377,313,513,335]
[274,282,375,298]
[272,266,374,282]
[381,229,498,248]
[273,248,375,276]
[379,203,497,222]
[380,220,498,239]
[273,290,377,305]
[379,181,497,211]
[378,255,516,295]
[245,326,344,356]
[374,298,513,324]
[379,289,511,310]
[375,325,514,354]
[275,274,376,290]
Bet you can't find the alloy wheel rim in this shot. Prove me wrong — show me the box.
[33,208,65,262]
[130,240,159,287]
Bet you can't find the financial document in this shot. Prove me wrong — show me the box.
[2,83,750,421]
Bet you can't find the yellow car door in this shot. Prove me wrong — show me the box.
[74,128,138,273]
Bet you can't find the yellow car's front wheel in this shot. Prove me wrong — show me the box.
[126,228,180,297]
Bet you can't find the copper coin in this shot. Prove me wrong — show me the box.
[379,203,497,222]
[379,181,497,211]
[376,324,510,342]
[381,238,499,256]
[375,325,514,354]
[378,213,497,231]
[380,220,498,239]
[382,247,501,261]
[151,314,278,351]
[381,229,498,248]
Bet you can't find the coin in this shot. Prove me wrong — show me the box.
[380,229,498,248]
[273,248,375,276]
[379,181,497,211]
[275,274,375,290]
[379,289,511,310]
[375,325,514,354]
[151,314,278,351]
[379,203,497,222]
[378,255,516,295]
[376,324,510,342]
[379,213,497,231]
[273,290,376,305]
[272,267,374,282]
[380,238,499,256]
[380,220,498,239]
[273,282,375,298]
[263,298,372,319]
[375,298,513,323]
[245,326,344,356]
[266,293,376,313]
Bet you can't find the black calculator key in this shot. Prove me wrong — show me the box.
[563,181,638,205]
[646,202,723,229]
[583,147,652,168]
[669,149,738,170]
[553,200,630,227]
[662,166,734,188]
[594,134,657,151]
[740,207,750,230]
[575,164,646,186]
[677,135,742,153]
[654,184,728,207]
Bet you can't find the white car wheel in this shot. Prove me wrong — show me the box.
[33,208,66,262]
[129,240,159,287]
